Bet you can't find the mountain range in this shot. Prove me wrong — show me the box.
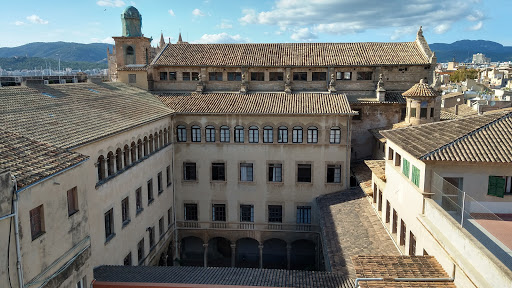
[0,40,511,71]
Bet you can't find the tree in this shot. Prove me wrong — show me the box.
[450,68,478,83]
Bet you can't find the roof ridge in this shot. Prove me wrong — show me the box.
[420,111,512,160]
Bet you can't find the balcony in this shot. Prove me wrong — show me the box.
[176,221,320,233]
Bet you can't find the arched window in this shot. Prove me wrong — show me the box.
[126,46,134,55]
[149,134,154,153]
[307,126,318,143]
[249,126,259,143]
[191,125,201,142]
[205,125,215,142]
[143,136,148,156]
[263,126,273,143]
[123,145,130,167]
[116,148,123,172]
[220,126,230,142]
[278,126,288,143]
[330,127,341,144]
[159,130,163,147]
[97,155,105,181]
[177,125,187,142]
[107,151,114,177]
[137,139,143,160]
[293,126,303,143]
[234,126,244,143]
[163,128,168,145]
[154,132,159,150]
[131,142,137,163]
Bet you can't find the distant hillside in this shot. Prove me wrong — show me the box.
[430,40,512,63]
[0,42,113,63]
[0,56,107,71]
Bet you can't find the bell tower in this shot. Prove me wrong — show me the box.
[402,79,441,125]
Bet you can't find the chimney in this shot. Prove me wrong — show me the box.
[454,104,459,115]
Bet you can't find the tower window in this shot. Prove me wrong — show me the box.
[126,46,134,55]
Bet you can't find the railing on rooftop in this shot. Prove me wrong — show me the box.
[176,221,319,233]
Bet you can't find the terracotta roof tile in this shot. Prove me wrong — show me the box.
[153,42,430,67]
[0,82,173,149]
[157,92,354,115]
[347,92,406,104]
[0,129,88,189]
[402,79,439,97]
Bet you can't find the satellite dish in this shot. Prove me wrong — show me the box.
[457,98,461,102]
[490,101,496,106]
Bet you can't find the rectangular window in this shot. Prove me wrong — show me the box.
[228,72,242,81]
[185,204,198,221]
[385,200,391,223]
[160,72,167,80]
[191,126,201,142]
[430,108,435,118]
[357,71,373,80]
[128,74,136,83]
[248,127,259,143]
[269,72,283,81]
[212,163,226,181]
[268,163,282,182]
[410,108,417,118]
[220,126,230,142]
[206,126,215,142]
[395,153,401,167]
[124,252,132,266]
[307,128,318,143]
[268,205,283,222]
[147,179,154,203]
[400,219,406,246]
[183,162,197,181]
[67,186,79,216]
[148,226,155,249]
[209,72,223,81]
[177,126,187,142]
[122,197,130,225]
[212,204,226,221]
[330,128,341,144]
[166,165,172,187]
[342,72,352,80]
[263,127,273,143]
[411,166,420,187]
[159,217,164,238]
[30,205,45,240]
[409,231,416,255]
[234,127,244,143]
[312,72,326,81]
[297,164,312,182]
[388,147,394,161]
[104,208,114,240]
[251,72,264,81]
[76,277,86,288]
[352,108,362,120]
[169,72,177,80]
[182,72,191,81]
[240,205,254,222]
[191,72,200,81]
[392,209,398,234]
[327,165,341,183]
[293,72,307,81]
[137,238,145,264]
[168,207,173,227]
[157,172,163,194]
[402,159,410,178]
[292,127,303,143]
[278,127,288,143]
[378,190,383,211]
[240,163,254,182]
[488,176,507,198]
[136,187,143,213]
[296,206,311,224]
[420,108,427,118]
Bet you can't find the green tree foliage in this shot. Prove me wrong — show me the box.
[449,68,479,83]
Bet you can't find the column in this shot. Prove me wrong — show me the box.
[203,243,208,268]
[230,244,236,267]
[258,244,264,269]
[286,243,291,270]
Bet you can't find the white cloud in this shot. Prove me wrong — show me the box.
[192,8,205,16]
[26,15,48,24]
[218,20,232,29]
[91,37,115,44]
[238,0,485,40]
[14,21,25,26]
[291,28,317,41]
[168,9,175,16]
[96,0,125,7]
[192,33,247,44]
[469,21,483,31]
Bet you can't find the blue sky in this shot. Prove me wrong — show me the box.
[1,0,510,47]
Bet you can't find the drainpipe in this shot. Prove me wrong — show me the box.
[11,175,25,288]
[172,122,178,260]
[354,277,454,288]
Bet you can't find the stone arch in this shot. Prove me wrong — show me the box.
[180,236,204,267]
[106,151,114,176]
[115,147,123,172]
[290,239,316,270]
[236,237,259,268]
[126,45,136,65]
[207,237,231,267]
[262,238,287,269]
[97,155,105,181]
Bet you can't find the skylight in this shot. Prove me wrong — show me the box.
[41,92,56,98]
[88,88,100,93]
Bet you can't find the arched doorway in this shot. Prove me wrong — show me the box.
[236,238,259,268]
[207,237,232,267]
[180,236,203,266]
[262,238,287,269]
[290,239,316,270]
[166,241,174,266]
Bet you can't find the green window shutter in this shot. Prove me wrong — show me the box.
[496,177,506,198]
[488,176,497,196]
[412,166,420,187]
[402,159,410,178]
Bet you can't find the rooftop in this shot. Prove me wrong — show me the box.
[0,129,88,189]
[402,79,440,98]
[157,92,354,115]
[347,92,406,105]
[0,82,173,149]
[152,42,430,67]
[93,266,354,288]
[381,110,512,162]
